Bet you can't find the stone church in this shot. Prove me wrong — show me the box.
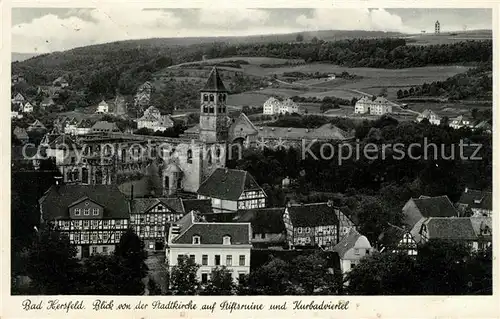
[44,67,231,197]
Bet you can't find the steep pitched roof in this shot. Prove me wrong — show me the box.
[92,121,121,132]
[470,217,492,240]
[130,198,185,215]
[404,195,458,227]
[234,207,286,234]
[287,203,340,227]
[458,189,492,211]
[422,217,477,241]
[333,228,362,258]
[182,199,213,215]
[202,67,228,92]
[39,185,130,220]
[197,168,264,201]
[77,118,95,128]
[48,134,81,149]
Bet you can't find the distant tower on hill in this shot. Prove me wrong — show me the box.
[435,20,441,35]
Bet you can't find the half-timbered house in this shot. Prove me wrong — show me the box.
[39,184,130,258]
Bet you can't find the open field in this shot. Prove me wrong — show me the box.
[404,30,492,46]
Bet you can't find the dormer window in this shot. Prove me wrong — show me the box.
[223,235,231,245]
[192,235,200,245]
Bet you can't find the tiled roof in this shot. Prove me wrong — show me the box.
[458,189,492,211]
[333,228,362,258]
[39,185,130,220]
[287,203,340,227]
[130,198,185,215]
[92,121,121,132]
[182,199,213,215]
[197,168,264,201]
[404,195,458,228]
[77,119,95,128]
[234,207,286,234]
[48,134,81,149]
[172,212,251,245]
[423,217,477,241]
[202,67,228,92]
[256,123,350,141]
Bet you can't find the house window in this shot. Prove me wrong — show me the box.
[260,233,265,239]
[297,227,302,234]
[354,249,360,255]
[202,255,208,265]
[190,255,195,263]
[83,220,89,227]
[305,227,310,233]
[209,94,214,102]
[223,236,231,245]
[92,208,99,216]
[103,247,108,254]
[92,247,97,254]
[201,273,208,284]
[91,220,98,227]
[84,209,90,216]
[203,105,208,113]
[215,255,221,266]
[226,255,232,266]
[74,208,81,216]
[91,234,97,241]
[239,255,245,266]
[366,249,370,255]
[209,105,214,113]
[187,149,193,164]
[193,235,200,244]
[64,221,70,227]
[116,220,121,226]
[177,255,184,264]
[103,220,109,227]
[203,94,208,102]
[350,262,356,269]
[82,233,89,241]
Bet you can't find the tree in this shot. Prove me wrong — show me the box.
[202,266,235,295]
[346,252,420,295]
[147,276,163,295]
[27,223,80,294]
[379,87,388,97]
[290,252,337,294]
[295,34,304,42]
[115,228,148,294]
[245,257,296,295]
[169,257,200,295]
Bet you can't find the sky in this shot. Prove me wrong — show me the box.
[11,8,493,53]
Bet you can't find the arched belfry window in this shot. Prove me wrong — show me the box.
[203,94,209,102]
[207,150,212,165]
[187,149,193,164]
[203,105,208,113]
[216,148,221,163]
[209,105,214,113]
[209,94,214,102]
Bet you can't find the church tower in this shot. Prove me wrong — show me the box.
[199,67,229,143]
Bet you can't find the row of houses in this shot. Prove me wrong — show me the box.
[54,117,122,136]
[262,97,300,115]
[354,96,393,115]
[416,109,491,132]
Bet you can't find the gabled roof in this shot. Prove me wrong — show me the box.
[48,134,81,149]
[197,168,264,201]
[77,118,95,128]
[202,67,228,92]
[181,199,213,215]
[234,207,286,234]
[421,217,477,241]
[130,198,185,215]
[29,119,46,129]
[404,195,458,228]
[286,203,340,227]
[458,189,492,211]
[39,185,130,220]
[333,228,362,258]
[171,212,251,245]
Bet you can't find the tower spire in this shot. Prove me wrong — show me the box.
[202,67,228,92]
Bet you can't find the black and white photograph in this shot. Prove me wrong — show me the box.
[8,5,494,304]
